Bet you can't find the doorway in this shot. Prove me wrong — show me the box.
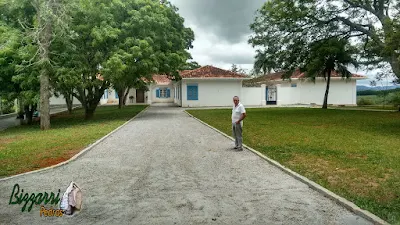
[136,89,145,103]
[266,86,277,105]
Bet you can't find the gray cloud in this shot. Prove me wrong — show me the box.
[167,0,266,73]
[170,0,266,44]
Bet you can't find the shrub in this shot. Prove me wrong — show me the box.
[388,91,400,108]
[357,97,375,106]
[1,98,15,114]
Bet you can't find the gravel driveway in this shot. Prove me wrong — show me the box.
[0,106,373,225]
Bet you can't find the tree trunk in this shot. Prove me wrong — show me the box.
[74,83,107,119]
[123,89,130,106]
[118,90,124,109]
[17,97,24,119]
[389,54,400,82]
[24,104,36,125]
[83,93,103,120]
[85,106,96,120]
[65,93,73,114]
[322,71,332,109]
[84,100,98,120]
[37,5,53,130]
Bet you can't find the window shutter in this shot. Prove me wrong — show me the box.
[167,89,170,98]
[156,89,160,98]
[187,85,198,100]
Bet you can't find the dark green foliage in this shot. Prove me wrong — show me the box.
[249,0,400,82]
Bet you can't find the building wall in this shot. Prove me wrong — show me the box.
[49,94,80,106]
[241,87,263,106]
[277,79,357,105]
[181,79,242,107]
[99,87,151,105]
[151,84,174,103]
[125,87,150,104]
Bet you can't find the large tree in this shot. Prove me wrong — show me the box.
[249,0,400,83]
[57,0,193,116]
[31,0,70,129]
[1,0,71,129]
[102,0,194,108]
[0,6,41,124]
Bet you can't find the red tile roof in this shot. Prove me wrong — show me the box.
[151,75,172,85]
[97,66,248,85]
[180,65,247,78]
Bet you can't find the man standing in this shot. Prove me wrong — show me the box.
[232,96,246,151]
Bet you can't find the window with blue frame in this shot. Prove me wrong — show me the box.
[291,83,297,88]
[115,91,119,99]
[156,87,171,98]
[187,84,198,100]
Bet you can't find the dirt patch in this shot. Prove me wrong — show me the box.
[346,154,368,160]
[0,137,20,151]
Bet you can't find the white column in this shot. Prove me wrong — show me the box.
[147,84,152,104]
[182,81,187,107]
[261,84,266,106]
[276,84,282,105]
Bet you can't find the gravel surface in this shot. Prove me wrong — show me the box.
[0,105,373,225]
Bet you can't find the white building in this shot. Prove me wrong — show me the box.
[98,66,252,107]
[243,69,367,106]
[51,66,367,107]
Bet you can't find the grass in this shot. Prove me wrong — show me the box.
[330,105,398,111]
[0,105,148,178]
[186,107,400,224]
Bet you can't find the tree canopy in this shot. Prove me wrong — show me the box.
[0,0,194,121]
[249,0,400,83]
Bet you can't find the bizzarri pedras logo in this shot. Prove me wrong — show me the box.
[8,181,83,217]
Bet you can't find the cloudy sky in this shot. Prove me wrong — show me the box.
[168,0,391,86]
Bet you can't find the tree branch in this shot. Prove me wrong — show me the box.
[343,0,383,20]
[333,16,383,47]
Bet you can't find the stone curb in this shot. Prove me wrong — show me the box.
[0,113,17,119]
[184,110,389,225]
[0,105,150,182]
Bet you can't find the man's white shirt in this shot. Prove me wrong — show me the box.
[232,102,246,126]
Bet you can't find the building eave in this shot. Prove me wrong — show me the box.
[182,77,251,80]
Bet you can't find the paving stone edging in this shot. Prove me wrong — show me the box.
[184,110,389,225]
[0,105,150,182]
[0,113,17,119]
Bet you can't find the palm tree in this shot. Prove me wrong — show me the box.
[302,37,358,109]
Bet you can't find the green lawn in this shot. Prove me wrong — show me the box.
[0,105,147,178]
[186,108,400,224]
[330,105,398,111]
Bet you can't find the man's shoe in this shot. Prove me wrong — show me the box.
[236,147,243,151]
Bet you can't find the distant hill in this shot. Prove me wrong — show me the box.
[357,85,400,92]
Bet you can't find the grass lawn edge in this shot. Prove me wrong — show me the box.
[184,110,390,225]
[0,105,150,182]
